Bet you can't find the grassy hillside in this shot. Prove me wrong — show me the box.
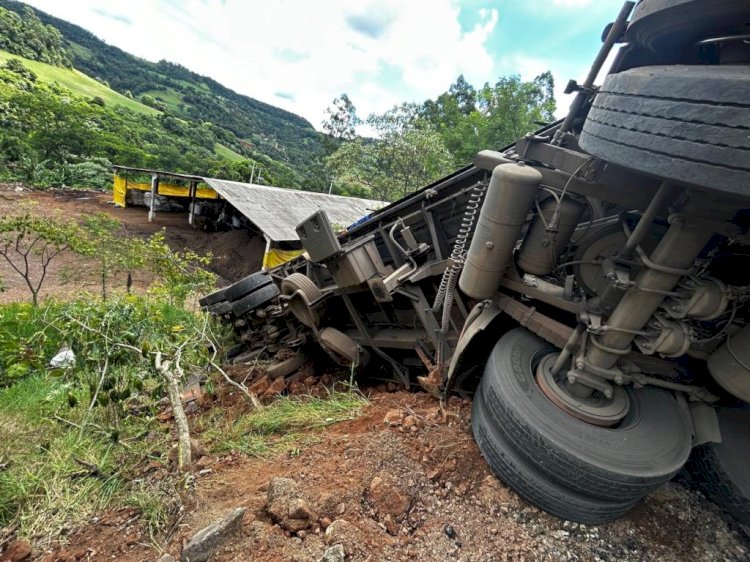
[0,0,327,190]
[214,143,246,162]
[0,48,156,115]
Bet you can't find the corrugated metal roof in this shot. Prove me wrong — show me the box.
[202,178,386,242]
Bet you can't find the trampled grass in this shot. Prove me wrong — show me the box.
[203,390,368,456]
[0,49,158,115]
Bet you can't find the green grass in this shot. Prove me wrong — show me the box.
[214,143,246,162]
[0,375,173,542]
[202,390,367,456]
[0,49,158,115]
[143,88,184,110]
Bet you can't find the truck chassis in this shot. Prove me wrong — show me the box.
[202,0,750,524]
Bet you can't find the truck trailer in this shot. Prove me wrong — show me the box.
[201,0,750,525]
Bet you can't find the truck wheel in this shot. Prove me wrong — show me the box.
[224,271,273,302]
[281,273,323,328]
[686,407,750,525]
[319,327,365,367]
[627,0,750,57]
[472,393,639,524]
[475,328,692,504]
[207,300,232,316]
[231,283,280,317]
[199,286,228,307]
[266,351,306,379]
[579,65,750,194]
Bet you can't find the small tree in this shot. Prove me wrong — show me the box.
[322,94,360,155]
[0,213,92,305]
[140,230,215,303]
[326,104,454,202]
[82,213,129,301]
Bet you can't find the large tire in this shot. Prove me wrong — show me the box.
[281,273,323,328]
[266,352,306,379]
[207,300,232,316]
[476,328,693,503]
[224,271,273,302]
[579,65,750,194]
[319,327,362,366]
[199,286,228,307]
[687,407,750,525]
[627,0,750,56]
[231,283,280,317]
[472,395,639,524]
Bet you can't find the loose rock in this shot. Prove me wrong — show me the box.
[383,409,403,426]
[324,519,365,557]
[267,477,315,532]
[366,471,411,532]
[319,543,345,562]
[181,507,246,562]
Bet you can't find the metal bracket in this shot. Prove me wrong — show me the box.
[564,79,597,96]
[689,402,722,446]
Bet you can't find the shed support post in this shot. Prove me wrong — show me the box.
[188,180,197,226]
[262,235,271,271]
[148,173,159,222]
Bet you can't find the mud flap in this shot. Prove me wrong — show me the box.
[441,300,502,400]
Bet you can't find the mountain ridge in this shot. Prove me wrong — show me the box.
[0,0,326,188]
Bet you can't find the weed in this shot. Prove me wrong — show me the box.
[203,390,367,457]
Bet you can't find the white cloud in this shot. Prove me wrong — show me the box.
[26,0,499,130]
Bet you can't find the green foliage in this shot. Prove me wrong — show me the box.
[81,213,123,300]
[0,294,224,387]
[421,72,557,164]
[0,57,219,187]
[327,72,556,200]
[0,293,229,538]
[0,212,92,305]
[322,93,360,155]
[0,0,327,189]
[0,372,176,539]
[139,230,216,303]
[0,49,157,115]
[326,104,454,202]
[0,5,70,67]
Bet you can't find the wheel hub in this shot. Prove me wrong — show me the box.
[535,353,630,427]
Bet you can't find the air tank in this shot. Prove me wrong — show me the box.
[459,162,541,300]
[708,325,750,403]
[517,195,585,276]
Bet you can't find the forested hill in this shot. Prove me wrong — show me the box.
[0,0,325,188]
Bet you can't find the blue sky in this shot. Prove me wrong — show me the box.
[26,0,625,130]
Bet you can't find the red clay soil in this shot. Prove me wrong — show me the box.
[34,387,750,562]
[0,184,263,305]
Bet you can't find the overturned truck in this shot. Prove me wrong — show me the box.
[202,0,750,524]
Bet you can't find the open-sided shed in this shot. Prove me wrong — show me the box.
[112,165,385,269]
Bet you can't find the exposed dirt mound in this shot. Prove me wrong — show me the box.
[37,389,750,562]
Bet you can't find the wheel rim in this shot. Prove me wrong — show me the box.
[535,353,630,427]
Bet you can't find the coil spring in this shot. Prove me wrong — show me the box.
[432,181,487,333]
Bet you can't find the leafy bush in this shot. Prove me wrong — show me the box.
[0,295,228,388]
[64,156,112,189]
